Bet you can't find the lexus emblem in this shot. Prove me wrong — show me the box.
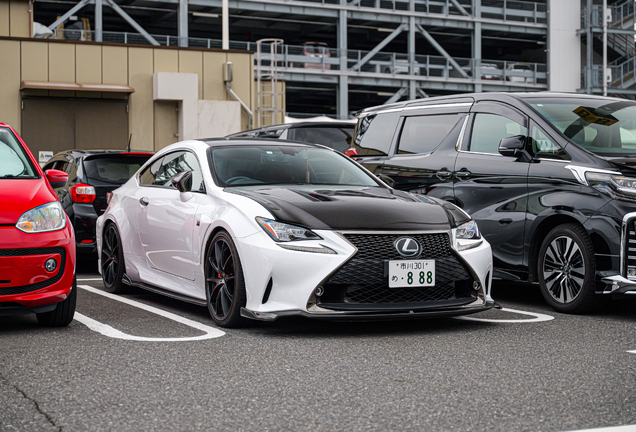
[394,237,421,257]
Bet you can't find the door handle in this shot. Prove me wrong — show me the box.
[455,169,472,180]
[139,197,149,206]
[436,169,452,180]
[499,218,513,226]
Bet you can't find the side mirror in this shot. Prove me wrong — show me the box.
[45,169,68,189]
[498,135,531,161]
[172,170,193,193]
[344,147,359,158]
[378,173,396,188]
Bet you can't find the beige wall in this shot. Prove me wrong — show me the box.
[0,0,30,38]
[0,38,262,151]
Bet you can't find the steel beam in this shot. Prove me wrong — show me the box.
[408,0,416,100]
[416,24,470,78]
[47,0,91,30]
[449,0,470,17]
[351,24,407,71]
[385,87,407,104]
[417,88,429,98]
[338,2,348,119]
[179,0,188,47]
[473,0,482,92]
[223,0,229,49]
[95,0,103,41]
[106,0,160,45]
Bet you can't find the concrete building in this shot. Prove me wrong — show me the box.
[0,0,264,158]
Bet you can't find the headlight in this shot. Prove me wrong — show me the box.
[256,217,321,242]
[16,201,66,233]
[586,172,636,197]
[453,220,483,251]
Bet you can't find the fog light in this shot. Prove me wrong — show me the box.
[315,286,324,297]
[473,281,481,291]
[45,258,57,272]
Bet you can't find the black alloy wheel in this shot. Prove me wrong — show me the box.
[537,224,599,313]
[101,223,127,294]
[205,231,246,328]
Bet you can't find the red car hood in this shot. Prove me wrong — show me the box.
[0,179,56,224]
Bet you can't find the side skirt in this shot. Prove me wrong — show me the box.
[122,274,207,307]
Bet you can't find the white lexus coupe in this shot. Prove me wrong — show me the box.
[97,139,495,327]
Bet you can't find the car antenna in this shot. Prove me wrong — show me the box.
[126,134,132,152]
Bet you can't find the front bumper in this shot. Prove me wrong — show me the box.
[0,223,75,309]
[241,297,495,321]
[236,229,493,320]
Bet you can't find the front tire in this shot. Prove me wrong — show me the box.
[101,223,128,294]
[37,277,77,327]
[205,231,246,328]
[537,224,598,313]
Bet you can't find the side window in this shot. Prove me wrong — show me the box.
[469,113,528,155]
[150,151,205,191]
[531,125,569,160]
[397,114,461,155]
[352,113,397,156]
[139,157,164,185]
[290,127,353,153]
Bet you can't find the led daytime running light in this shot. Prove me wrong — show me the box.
[256,217,321,242]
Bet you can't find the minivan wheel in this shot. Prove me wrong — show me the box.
[537,224,598,314]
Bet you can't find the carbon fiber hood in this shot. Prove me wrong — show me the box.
[229,186,458,231]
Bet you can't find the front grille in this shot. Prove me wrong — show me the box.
[0,247,66,296]
[625,220,636,280]
[320,233,473,305]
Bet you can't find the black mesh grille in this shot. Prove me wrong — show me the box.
[322,233,472,305]
[0,247,67,296]
[626,221,636,278]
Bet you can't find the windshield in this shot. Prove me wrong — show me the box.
[525,97,636,156]
[211,145,380,187]
[0,128,38,179]
[84,155,151,184]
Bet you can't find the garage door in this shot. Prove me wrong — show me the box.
[21,98,129,156]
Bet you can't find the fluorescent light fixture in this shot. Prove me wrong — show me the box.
[377,27,395,32]
[192,11,219,18]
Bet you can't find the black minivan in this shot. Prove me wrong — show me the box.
[349,92,636,313]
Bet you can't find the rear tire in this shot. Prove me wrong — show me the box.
[537,224,599,313]
[101,223,128,294]
[37,277,77,327]
[205,231,247,328]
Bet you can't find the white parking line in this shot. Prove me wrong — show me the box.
[562,425,636,432]
[75,285,225,341]
[77,278,104,282]
[453,307,554,323]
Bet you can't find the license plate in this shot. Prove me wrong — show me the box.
[388,260,435,288]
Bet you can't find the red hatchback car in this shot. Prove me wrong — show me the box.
[0,123,76,326]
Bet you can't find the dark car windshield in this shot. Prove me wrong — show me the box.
[0,127,38,179]
[84,155,151,184]
[211,145,380,187]
[291,126,354,153]
[525,97,636,156]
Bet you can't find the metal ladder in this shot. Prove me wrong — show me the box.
[256,39,284,127]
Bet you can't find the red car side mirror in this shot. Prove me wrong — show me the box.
[344,147,359,158]
[45,169,69,189]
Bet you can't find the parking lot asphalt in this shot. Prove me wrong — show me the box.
[2,261,636,432]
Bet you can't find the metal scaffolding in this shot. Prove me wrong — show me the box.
[38,0,551,117]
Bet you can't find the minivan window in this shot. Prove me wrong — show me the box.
[352,114,397,156]
[0,128,38,179]
[397,114,461,155]
[469,113,528,154]
[525,98,636,156]
[530,125,569,160]
[84,156,149,184]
